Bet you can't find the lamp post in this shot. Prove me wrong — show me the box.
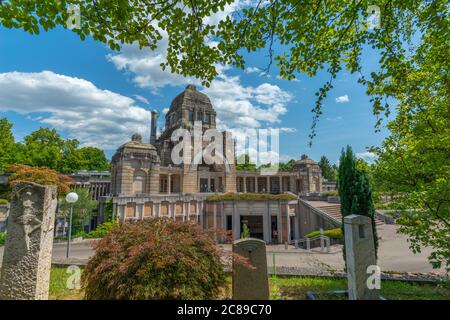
[65,192,79,258]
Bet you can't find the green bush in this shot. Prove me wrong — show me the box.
[82,218,226,299]
[0,199,8,205]
[241,224,250,239]
[0,232,6,246]
[305,228,343,239]
[207,193,297,201]
[84,221,118,239]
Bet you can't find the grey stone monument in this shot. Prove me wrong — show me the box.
[232,238,269,300]
[0,182,57,300]
[344,214,380,300]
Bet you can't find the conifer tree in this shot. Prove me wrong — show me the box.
[338,146,378,265]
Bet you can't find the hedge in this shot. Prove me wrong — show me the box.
[305,228,343,239]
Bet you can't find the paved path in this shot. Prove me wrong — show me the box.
[0,225,447,274]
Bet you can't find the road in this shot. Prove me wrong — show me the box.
[0,225,447,274]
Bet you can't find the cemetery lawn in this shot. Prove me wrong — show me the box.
[269,276,450,300]
[49,267,450,300]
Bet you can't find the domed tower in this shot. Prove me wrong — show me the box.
[292,154,323,193]
[156,84,218,166]
[111,133,160,196]
[155,85,235,193]
[161,84,217,138]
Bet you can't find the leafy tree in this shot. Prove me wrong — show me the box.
[1,1,445,140]
[236,154,257,171]
[371,101,449,269]
[59,188,98,235]
[318,156,336,181]
[0,118,16,172]
[6,163,73,195]
[9,127,110,174]
[279,159,295,171]
[21,128,68,171]
[338,146,378,264]
[75,147,110,171]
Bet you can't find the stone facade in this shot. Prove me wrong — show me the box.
[102,85,327,243]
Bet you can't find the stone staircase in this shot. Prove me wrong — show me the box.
[315,204,384,226]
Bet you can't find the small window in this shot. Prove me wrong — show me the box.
[197,111,203,121]
[205,113,211,124]
[189,111,194,122]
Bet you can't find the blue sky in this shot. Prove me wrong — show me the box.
[0,22,390,164]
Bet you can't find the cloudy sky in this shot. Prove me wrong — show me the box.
[0,9,388,164]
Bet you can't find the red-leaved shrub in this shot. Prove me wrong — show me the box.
[82,218,227,300]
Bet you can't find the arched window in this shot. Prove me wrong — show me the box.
[133,170,146,195]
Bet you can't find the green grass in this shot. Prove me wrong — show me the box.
[49,267,449,300]
[49,266,84,300]
[269,276,450,300]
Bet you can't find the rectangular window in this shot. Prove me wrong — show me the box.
[205,113,211,124]
[197,111,203,121]
[189,111,194,122]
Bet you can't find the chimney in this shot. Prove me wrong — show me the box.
[150,110,158,144]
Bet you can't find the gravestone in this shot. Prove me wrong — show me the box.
[0,182,57,300]
[232,238,269,300]
[344,214,380,300]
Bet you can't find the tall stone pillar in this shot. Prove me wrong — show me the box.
[266,176,270,193]
[344,215,380,300]
[279,176,283,193]
[286,204,291,242]
[168,174,172,194]
[255,177,259,193]
[243,176,247,193]
[0,182,57,300]
[232,201,240,240]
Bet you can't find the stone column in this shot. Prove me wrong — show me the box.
[266,176,270,193]
[344,214,380,300]
[0,182,57,300]
[279,176,283,193]
[137,203,144,220]
[187,201,191,220]
[243,176,247,193]
[199,202,204,227]
[168,174,172,194]
[277,202,282,243]
[232,201,240,240]
[255,177,259,193]
[263,202,270,243]
[213,203,217,241]
[286,204,291,243]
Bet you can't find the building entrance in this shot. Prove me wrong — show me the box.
[240,216,264,240]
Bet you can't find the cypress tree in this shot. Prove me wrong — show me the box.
[338,146,378,266]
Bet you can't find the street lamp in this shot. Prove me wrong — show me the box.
[65,192,78,258]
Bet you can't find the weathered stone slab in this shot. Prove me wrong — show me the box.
[344,214,380,300]
[232,238,269,300]
[0,182,57,300]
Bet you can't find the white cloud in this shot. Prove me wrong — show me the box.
[244,67,261,74]
[276,75,300,82]
[356,151,377,163]
[133,94,149,104]
[202,75,293,129]
[0,71,152,150]
[335,95,349,103]
[325,116,343,121]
